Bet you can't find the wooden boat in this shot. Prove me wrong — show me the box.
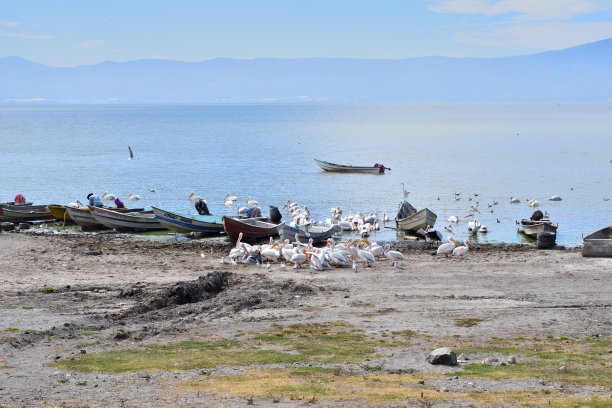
[314,159,389,174]
[152,207,224,233]
[0,201,32,207]
[396,208,437,232]
[518,219,558,238]
[582,226,612,258]
[90,206,164,231]
[47,204,73,222]
[0,205,55,222]
[278,222,338,244]
[222,216,279,241]
[66,206,144,227]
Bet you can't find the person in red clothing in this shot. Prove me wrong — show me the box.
[14,194,27,205]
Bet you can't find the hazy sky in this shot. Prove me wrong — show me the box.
[2,0,612,66]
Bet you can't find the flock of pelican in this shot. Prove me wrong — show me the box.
[435,237,474,260]
[220,232,407,271]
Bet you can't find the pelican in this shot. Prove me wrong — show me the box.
[188,193,202,203]
[102,192,116,201]
[447,215,459,223]
[452,240,475,260]
[246,197,258,207]
[127,193,140,201]
[224,193,237,206]
[528,199,539,207]
[510,196,520,204]
[548,195,562,201]
[444,225,454,234]
[468,218,480,234]
[382,244,406,265]
[68,200,83,208]
[290,248,308,268]
[401,183,409,201]
[436,237,458,258]
[479,224,488,233]
[356,240,376,267]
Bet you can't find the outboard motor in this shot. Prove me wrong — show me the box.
[530,210,544,221]
[269,205,282,223]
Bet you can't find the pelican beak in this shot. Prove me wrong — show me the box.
[464,213,473,218]
[449,237,458,245]
[466,241,475,248]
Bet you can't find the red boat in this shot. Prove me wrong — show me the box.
[222,216,280,241]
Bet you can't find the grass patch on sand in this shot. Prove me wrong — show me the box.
[52,322,406,373]
[453,336,612,388]
[454,317,485,327]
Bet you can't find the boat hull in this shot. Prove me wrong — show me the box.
[396,208,437,232]
[314,159,384,174]
[278,223,337,244]
[66,206,144,227]
[222,216,279,241]
[152,207,224,233]
[519,219,558,238]
[47,205,72,222]
[90,207,164,231]
[0,206,54,222]
[582,226,612,257]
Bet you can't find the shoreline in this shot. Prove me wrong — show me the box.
[1,231,609,407]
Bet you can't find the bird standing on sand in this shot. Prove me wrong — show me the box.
[453,240,475,260]
[436,237,458,258]
[162,259,169,268]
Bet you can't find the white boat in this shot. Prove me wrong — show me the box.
[151,206,224,233]
[89,206,164,231]
[395,201,437,232]
[278,222,337,244]
[582,226,612,258]
[314,159,389,174]
[65,206,143,227]
[519,219,558,238]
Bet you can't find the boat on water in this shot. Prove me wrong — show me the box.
[395,201,437,232]
[0,205,55,222]
[89,206,164,231]
[151,207,224,233]
[314,159,390,174]
[278,222,337,244]
[222,216,280,241]
[518,219,558,238]
[0,202,32,208]
[582,226,612,258]
[66,206,144,227]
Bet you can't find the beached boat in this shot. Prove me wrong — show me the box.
[582,226,612,258]
[66,206,144,227]
[314,159,389,174]
[0,205,55,222]
[90,206,164,231]
[278,222,337,244]
[47,204,73,222]
[0,201,32,207]
[152,207,224,233]
[222,216,279,241]
[395,201,437,232]
[518,219,558,238]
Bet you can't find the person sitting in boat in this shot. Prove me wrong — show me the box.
[195,199,211,215]
[245,206,261,218]
[114,197,125,208]
[87,193,104,207]
[14,193,27,205]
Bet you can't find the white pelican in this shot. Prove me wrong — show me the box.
[382,244,406,265]
[447,216,459,223]
[127,193,140,201]
[356,240,376,267]
[224,194,237,206]
[102,192,116,201]
[261,243,280,263]
[528,199,539,207]
[436,237,458,258]
[479,224,488,233]
[246,197,258,207]
[548,195,562,201]
[68,200,83,208]
[468,218,480,234]
[290,249,308,268]
[401,183,409,201]
[444,225,454,234]
[510,197,520,204]
[188,193,202,203]
[307,252,324,271]
[452,240,475,260]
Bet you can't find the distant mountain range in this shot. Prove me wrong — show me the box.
[1,39,611,103]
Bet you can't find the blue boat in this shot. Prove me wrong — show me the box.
[151,206,224,233]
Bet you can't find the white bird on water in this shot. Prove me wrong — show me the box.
[128,193,140,201]
[510,196,520,204]
[549,195,562,201]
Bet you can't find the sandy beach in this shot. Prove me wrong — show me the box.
[1,230,610,407]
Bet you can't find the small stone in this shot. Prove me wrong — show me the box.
[501,362,507,366]
[507,355,516,364]
[80,350,86,354]
[558,366,567,373]
[457,353,469,361]
[453,376,458,380]
[18,223,31,230]
[483,357,498,365]
[426,347,457,366]
[418,380,425,385]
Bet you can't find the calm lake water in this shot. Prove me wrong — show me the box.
[1,103,610,245]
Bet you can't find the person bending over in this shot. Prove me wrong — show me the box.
[195,199,211,215]
[87,193,104,207]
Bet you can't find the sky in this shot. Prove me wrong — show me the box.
[1,0,612,66]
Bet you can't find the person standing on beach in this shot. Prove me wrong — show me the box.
[87,193,104,207]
